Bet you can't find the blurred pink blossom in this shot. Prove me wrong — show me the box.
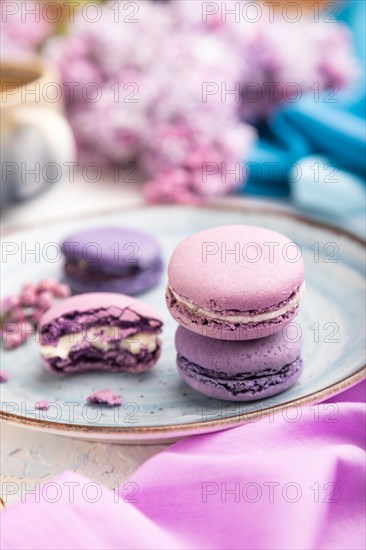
[1,0,358,202]
[1,280,71,351]
[0,0,53,56]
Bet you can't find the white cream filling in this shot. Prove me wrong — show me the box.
[170,283,305,324]
[40,326,158,359]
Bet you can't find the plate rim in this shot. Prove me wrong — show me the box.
[1,203,365,437]
[1,367,365,436]
[3,201,366,247]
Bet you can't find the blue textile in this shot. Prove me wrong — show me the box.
[243,0,366,225]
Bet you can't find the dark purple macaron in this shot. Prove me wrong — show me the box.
[175,326,303,401]
[39,293,163,375]
[61,227,163,296]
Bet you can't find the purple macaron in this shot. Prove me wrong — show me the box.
[61,227,163,296]
[175,326,303,401]
[166,225,305,340]
[38,293,163,375]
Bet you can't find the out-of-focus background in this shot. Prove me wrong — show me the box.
[1,0,365,232]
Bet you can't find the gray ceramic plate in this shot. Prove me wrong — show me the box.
[1,205,365,443]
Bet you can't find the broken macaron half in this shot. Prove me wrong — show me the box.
[38,293,163,375]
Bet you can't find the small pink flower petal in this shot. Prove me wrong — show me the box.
[35,400,50,411]
[37,279,59,293]
[86,389,122,407]
[3,331,23,350]
[21,283,36,293]
[53,284,72,298]
[0,296,19,316]
[8,307,26,322]
[0,370,9,383]
[37,291,54,310]
[2,322,34,349]
[19,289,37,307]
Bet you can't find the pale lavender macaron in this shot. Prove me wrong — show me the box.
[175,326,303,401]
[166,225,305,340]
[38,293,163,375]
[61,227,163,296]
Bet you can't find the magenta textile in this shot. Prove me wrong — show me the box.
[1,381,365,550]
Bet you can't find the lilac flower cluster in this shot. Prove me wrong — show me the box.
[0,0,53,57]
[2,0,358,202]
[0,279,71,350]
[46,0,357,202]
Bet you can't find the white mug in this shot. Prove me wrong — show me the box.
[1,57,75,209]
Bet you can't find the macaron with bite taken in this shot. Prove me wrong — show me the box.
[38,293,163,375]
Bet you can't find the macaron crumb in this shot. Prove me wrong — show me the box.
[86,389,122,407]
[35,400,50,410]
[0,370,9,383]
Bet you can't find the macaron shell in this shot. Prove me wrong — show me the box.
[64,258,163,296]
[41,348,161,376]
[39,292,162,329]
[175,325,302,375]
[168,225,304,312]
[177,356,303,402]
[61,227,161,274]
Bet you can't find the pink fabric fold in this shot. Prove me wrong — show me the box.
[1,381,365,550]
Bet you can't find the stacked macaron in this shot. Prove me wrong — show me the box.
[166,225,305,401]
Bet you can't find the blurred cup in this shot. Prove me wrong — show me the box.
[1,57,75,210]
